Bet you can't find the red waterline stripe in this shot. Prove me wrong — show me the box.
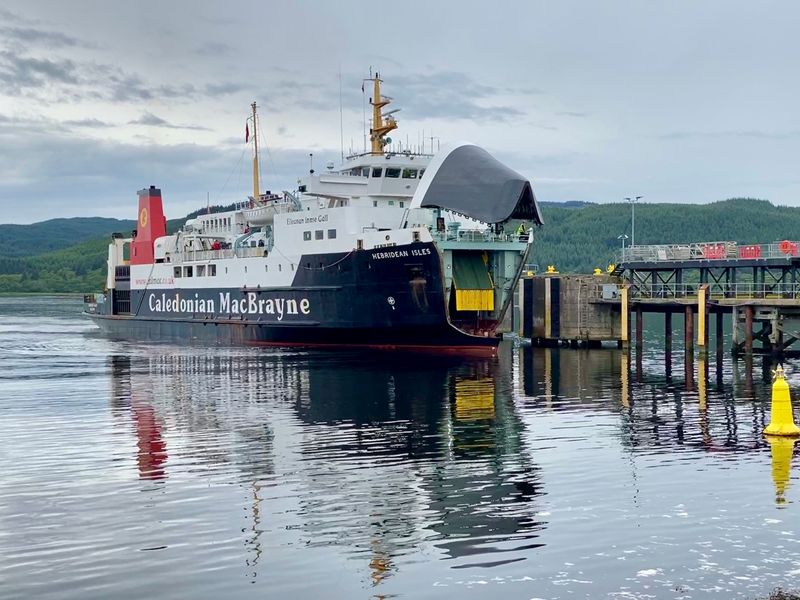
[245,340,499,357]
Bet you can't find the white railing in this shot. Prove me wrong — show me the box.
[431,230,526,244]
[172,246,266,264]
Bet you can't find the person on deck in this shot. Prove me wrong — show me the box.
[211,240,221,251]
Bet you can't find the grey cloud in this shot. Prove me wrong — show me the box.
[0,51,80,92]
[129,111,211,131]
[0,26,92,49]
[106,73,197,102]
[205,82,248,95]
[384,71,526,122]
[0,41,245,103]
[0,112,68,135]
[63,118,113,128]
[129,112,170,126]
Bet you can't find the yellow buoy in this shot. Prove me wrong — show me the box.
[593,267,602,276]
[764,365,800,436]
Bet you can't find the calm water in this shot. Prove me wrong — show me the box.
[1,296,799,599]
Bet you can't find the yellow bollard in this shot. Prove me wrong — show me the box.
[766,435,796,505]
[764,365,800,436]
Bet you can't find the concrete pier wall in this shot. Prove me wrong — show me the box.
[522,274,622,343]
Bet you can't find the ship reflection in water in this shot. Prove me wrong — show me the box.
[112,357,169,480]
[106,347,545,593]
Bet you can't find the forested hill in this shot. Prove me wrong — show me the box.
[0,217,134,257]
[1,197,799,293]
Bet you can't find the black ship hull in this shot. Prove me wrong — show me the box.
[87,241,500,355]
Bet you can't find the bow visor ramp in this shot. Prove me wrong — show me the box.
[409,143,544,225]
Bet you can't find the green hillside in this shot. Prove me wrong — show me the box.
[0,217,135,257]
[2,198,799,293]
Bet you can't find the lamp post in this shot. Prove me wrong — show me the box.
[618,234,629,261]
[624,196,643,248]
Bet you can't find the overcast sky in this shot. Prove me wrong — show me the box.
[1,0,799,223]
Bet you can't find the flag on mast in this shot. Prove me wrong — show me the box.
[245,123,250,143]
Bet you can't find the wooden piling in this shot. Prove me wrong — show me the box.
[685,305,694,355]
[744,305,754,355]
[665,312,673,355]
[716,310,724,365]
[635,306,643,350]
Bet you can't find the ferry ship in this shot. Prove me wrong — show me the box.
[86,74,544,355]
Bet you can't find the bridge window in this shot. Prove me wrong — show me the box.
[385,168,401,178]
[361,167,370,177]
[184,266,193,277]
[174,267,182,278]
[419,168,425,178]
[197,265,206,277]
[303,231,311,241]
[371,167,382,177]
[209,264,216,276]
[315,230,324,240]
[328,229,337,239]
[388,200,395,206]
[402,168,417,179]
[399,201,405,208]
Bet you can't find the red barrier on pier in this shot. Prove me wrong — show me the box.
[739,245,762,259]
[702,244,726,259]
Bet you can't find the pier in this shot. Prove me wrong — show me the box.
[521,239,800,358]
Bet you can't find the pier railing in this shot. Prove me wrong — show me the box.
[618,241,800,264]
[620,282,800,300]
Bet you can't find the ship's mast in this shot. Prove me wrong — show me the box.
[369,72,398,155]
[251,101,260,198]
